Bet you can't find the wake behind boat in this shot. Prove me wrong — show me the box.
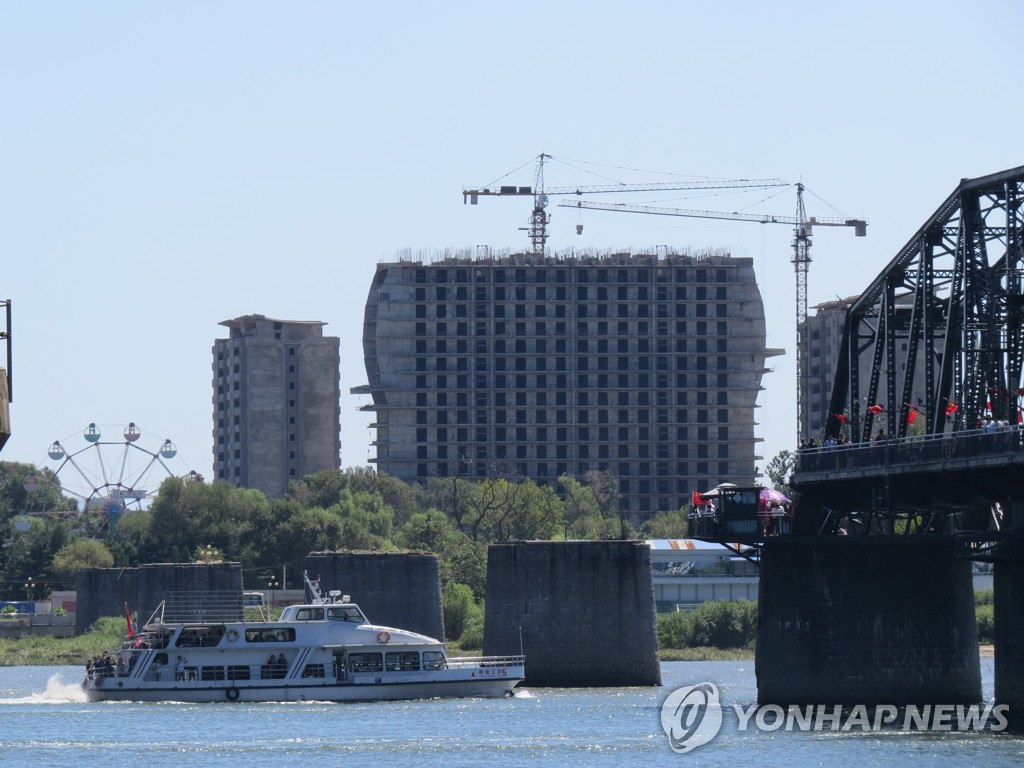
[83,574,524,703]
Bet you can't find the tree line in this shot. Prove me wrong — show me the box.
[0,461,703,604]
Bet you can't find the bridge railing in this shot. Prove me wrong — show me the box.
[795,424,1024,474]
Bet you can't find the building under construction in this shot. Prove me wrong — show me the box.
[355,248,780,516]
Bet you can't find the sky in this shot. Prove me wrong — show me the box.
[2,1,1022,496]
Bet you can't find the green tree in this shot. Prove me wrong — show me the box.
[560,475,613,539]
[584,469,632,539]
[640,507,691,539]
[273,505,346,578]
[0,461,77,527]
[395,509,487,599]
[764,450,795,495]
[1,517,72,596]
[441,581,480,641]
[51,538,115,580]
[146,476,270,565]
[106,509,157,566]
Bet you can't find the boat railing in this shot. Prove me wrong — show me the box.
[446,655,525,669]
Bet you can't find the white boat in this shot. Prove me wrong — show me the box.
[83,574,524,703]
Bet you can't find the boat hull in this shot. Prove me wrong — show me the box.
[86,672,523,703]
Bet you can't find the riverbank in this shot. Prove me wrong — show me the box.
[0,617,124,666]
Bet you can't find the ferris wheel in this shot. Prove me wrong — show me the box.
[33,422,187,537]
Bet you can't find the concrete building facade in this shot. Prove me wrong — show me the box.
[649,538,759,611]
[213,314,340,498]
[356,249,778,516]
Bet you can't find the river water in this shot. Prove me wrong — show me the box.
[0,659,1019,767]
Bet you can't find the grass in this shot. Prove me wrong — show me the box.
[659,645,755,661]
[0,617,125,667]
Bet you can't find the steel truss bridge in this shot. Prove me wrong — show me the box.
[827,165,1024,442]
[790,166,1024,541]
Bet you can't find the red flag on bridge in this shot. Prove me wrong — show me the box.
[867,404,884,415]
[945,400,958,417]
[903,402,923,425]
[833,413,851,424]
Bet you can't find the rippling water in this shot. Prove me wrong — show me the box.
[0,659,1019,767]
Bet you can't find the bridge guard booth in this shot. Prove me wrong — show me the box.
[716,486,791,542]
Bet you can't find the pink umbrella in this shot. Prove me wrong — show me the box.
[760,488,790,506]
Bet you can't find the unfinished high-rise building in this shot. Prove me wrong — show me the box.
[355,249,779,516]
[213,314,340,498]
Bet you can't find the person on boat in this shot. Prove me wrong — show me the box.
[276,654,287,673]
[152,659,162,681]
[175,655,187,681]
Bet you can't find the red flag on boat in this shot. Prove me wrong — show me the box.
[691,490,704,506]
[124,603,134,639]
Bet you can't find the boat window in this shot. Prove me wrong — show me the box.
[200,666,226,681]
[176,626,225,648]
[327,606,365,623]
[422,651,447,671]
[301,664,326,678]
[348,652,383,673]
[295,607,324,621]
[244,628,296,643]
[386,652,421,672]
[227,665,251,681]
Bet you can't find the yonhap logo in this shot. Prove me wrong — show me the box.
[660,682,1009,753]
[659,682,723,753]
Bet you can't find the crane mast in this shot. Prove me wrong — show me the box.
[527,153,549,256]
[559,189,867,444]
[793,184,811,443]
[463,154,788,256]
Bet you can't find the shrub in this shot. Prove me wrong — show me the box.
[457,612,484,651]
[442,582,480,641]
[657,600,757,649]
[976,603,994,645]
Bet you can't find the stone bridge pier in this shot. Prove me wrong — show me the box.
[756,537,981,706]
[994,503,1024,729]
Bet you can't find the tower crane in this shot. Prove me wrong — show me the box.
[559,186,867,443]
[464,153,789,256]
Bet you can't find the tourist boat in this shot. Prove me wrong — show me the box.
[83,574,525,703]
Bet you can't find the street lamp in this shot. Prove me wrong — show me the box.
[23,576,35,603]
[267,575,280,608]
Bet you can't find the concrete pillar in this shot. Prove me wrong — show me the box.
[483,540,660,687]
[994,531,1024,729]
[305,552,444,641]
[75,563,243,633]
[757,537,981,705]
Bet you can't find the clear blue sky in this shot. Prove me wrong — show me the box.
[2,1,1021,493]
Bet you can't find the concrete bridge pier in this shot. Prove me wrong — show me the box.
[756,537,981,706]
[484,540,661,687]
[994,521,1024,729]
